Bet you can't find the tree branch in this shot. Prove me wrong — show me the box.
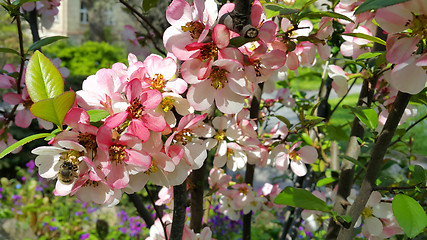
[126,193,154,227]
[170,182,187,240]
[337,91,412,239]
[218,0,258,38]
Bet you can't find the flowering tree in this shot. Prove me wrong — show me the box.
[1,0,426,239]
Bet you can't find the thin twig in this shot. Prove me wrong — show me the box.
[389,114,427,147]
[126,193,155,227]
[145,185,168,240]
[329,77,358,118]
[374,185,427,191]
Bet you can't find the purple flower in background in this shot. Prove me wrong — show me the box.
[12,194,22,205]
[49,226,57,231]
[75,211,83,216]
[26,160,35,174]
[80,233,90,240]
[35,185,43,192]
[0,187,3,199]
[21,176,26,182]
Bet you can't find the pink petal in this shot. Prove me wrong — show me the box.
[375,4,412,34]
[3,92,23,105]
[214,86,245,114]
[290,160,307,176]
[127,119,151,142]
[187,82,215,111]
[126,149,152,171]
[142,111,167,132]
[15,110,34,128]
[104,111,128,129]
[181,58,204,84]
[166,0,193,27]
[259,21,278,43]
[107,164,129,189]
[212,24,230,49]
[299,146,318,164]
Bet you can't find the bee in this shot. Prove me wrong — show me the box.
[57,159,79,185]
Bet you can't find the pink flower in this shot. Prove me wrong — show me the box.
[208,168,231,190]
[104,79,166,141]
[272,141,318,176]
[3,87,35,128]
[328,65,349,98]
[0,128,21,154]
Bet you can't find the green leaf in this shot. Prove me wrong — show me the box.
[316,177,336,187]
[274,115,291,128]
[87,109,110,122]
[0,47,20,56]
[342,33,386,46]
[263,3,299,19]
[355,0,410,14]
[0,133,51,159]
[25,50,64,102]
[298,11,354,23]
[229,36,258,48]
[28,36,68,52]
[410,88,427,105]
[344,105,378,129]
[356,52,383,60]
[301,132,313,145]
[392,194,427,238]
[300,0,318,12]
[408,165,426,185]
[30,91,76,129]
[274,186,330,212]
[340,155,367,171]
[142,0,159,12]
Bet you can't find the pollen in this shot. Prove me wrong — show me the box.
[362,206,373,219]
[127,97,144,119]
[410,14,427,39]
[61,150,82,165]
[109,144,127,165]
[214,130,226,141]
[200,43,218,60]
[78,133,97,151]
[152,74,166,91]
[161,97,175,112]
[227,148,234,160]
[181,21,204,39]
[253,59,262,77]
[209,66,228,89]
[145,161,158,175]
[23,98,33,109]
[174,128,193,145]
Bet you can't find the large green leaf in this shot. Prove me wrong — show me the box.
[355,0,410,14]
[298,11,354,23]
[25,51,64,102]
[392,194,427,238]
[274,186,330,212]
[30,91,76,129]
[343,105,378,130]
[28,36,68,52]
[263,3,299,19]
[0,133,51,159]
[342,33,386,46]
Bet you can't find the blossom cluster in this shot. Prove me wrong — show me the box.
[21,0,61,29]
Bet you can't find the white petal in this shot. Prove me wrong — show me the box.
[32,146,65,155]
[35,155,61,179]
[290,160,307,176]
[365,216,383,236]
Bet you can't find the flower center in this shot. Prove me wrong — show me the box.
[78,133,97,151]
[109,144,127,165]
[209,66,228,89]
[152,74,166,91]
[174,128,193,145]
[227,148,234,160]
[181,21,204,40]
[200,43,218,60]
[289,151,301,162]
[362,206,373,219]
[127,97,144,119]
[214,130,226,141]
[161,97,175,112]
[409,14,427,38]
[253,59,263,77]
[145,161,158,175]
[23,98,33,109]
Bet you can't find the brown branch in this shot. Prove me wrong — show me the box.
[218,0,258,38]
[243,82,263,240]
[145,186,167,239]
[127,193,154,227]
[389,114,427,147]
[337,91,412,239]
[119,0,163,39]
[170,182,187,240]
[189,164,206,233]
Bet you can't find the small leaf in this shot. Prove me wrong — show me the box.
[298,11,354,23]
[28,36,68,52]
[274,186,330,212]
[0,47,20,56]
[355,0,410,14]
[0,133,51,159]
[344,105,378,130]
[342,33,386,46]
[87,109,110,122]
[392,194,427,238]
[274,115,291,128]
[356,52,383,60]
[30,91,76,129]
[26,51,64,102]
[142,0,159,12]
[263,3,299,19]
[316,177,336,187]
[409,165,426,185]
[229,36,258,48]
[340,155,367,171]
[301,132,313,145]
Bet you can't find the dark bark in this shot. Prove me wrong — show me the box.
[218,0,258,38]
[337,91,412,239]
[170,182,187,240]
[189,163,206,233]
[127,193,154,227]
